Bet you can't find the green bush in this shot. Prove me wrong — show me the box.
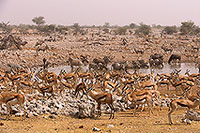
[72,23,81,34]
[32,16,46,26]
[103,22,110,28]
[56,25,68,33]
[38,24,56,33]
[129,23,136,29]
[103,28,110,34]
[194,26,200,34]
[114,27,127,35]
[162,26,177,35]
[135,24,151,35]
[17,24,29,34]
[180,21,196,35]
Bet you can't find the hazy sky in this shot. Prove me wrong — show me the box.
[0,0,200,26]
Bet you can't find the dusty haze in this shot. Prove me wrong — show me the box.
[0,0,200,26]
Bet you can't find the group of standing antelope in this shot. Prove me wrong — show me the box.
[0,64,200,125]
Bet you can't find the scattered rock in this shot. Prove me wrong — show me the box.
[43,116,48,119]
[15,86,176,119]
[0,122,4,126]
[15,112,24,117]
[92,127,101,132]
[154,121,161,124]
[49,115,56,119]
[185,110,200,121]
[79,125,84,128]
[107,124,114,128]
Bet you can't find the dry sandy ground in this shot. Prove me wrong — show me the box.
[0,32,199,70]
[0,107,200,133]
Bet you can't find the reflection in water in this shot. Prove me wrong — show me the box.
[48,63,199,76]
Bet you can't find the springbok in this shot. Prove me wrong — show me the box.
[0,92,26,120]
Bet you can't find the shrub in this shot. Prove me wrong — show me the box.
[56,25,68,33]
[38,24,56,33]
[180,21,195,35]
[129,23,136,29]
[135,23,151,35]
[32,16,46,26]
[114,27,127,35]
[194,26,200,34]
[72,23,81,33]
[17,24,29,34]
[103,28,110,34]
[162,26,177,35]
[103,22,110,28]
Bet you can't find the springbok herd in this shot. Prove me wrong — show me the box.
[0,63,200,125]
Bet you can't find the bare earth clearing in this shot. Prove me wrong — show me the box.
[1,28,200,69]
[0,107,199,133]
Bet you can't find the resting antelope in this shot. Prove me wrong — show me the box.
[0,92,26,120]
[168,98,200,125]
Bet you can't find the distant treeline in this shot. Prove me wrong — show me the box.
[0,16,200,36]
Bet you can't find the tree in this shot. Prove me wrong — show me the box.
[38,24,56,33]
[18,24,29,34]
[129,23,136,29]
[135,23,151,35]
[0,22,13,33]
[32,16,46,26]
[162,26,177,35]
[103,28,110,34]
[114,27,127,35]
[72,23,81,33]
[152,24,162,29]
[56,25,68,33]
[103,22,110,28]
[194,26,200,34]
[180,21,195,35]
